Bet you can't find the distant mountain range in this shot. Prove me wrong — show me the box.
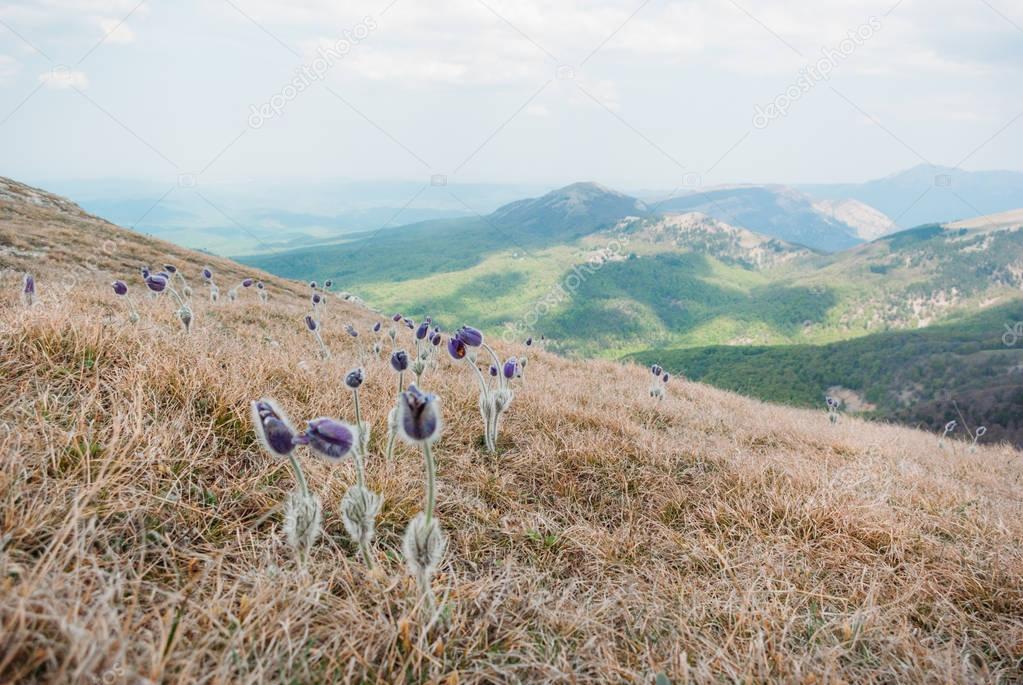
[798,164,1023,229]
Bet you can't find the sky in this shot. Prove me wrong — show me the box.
[1,0,1022,193]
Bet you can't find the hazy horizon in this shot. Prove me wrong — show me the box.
[2,0,1022,193]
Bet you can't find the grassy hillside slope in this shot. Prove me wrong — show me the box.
[1,179,1022,683]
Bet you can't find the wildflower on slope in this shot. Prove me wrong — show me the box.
[397,385,446,607]
[385,349,410,460]
[20,273,36,306]
[305,315,330,359]
[970,426,987,453]
[939,420,956,448]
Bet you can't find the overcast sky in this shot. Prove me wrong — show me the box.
[1,0,1021,192]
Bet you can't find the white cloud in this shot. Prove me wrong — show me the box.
[38,66,89,89]
[97,16,135,44]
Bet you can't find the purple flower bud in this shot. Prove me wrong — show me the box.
[525,337,533,346]
[457,326,483,347]
[145,274,168,293]
[415,321,430,340]
[431,333,442,346]
[424,316,432,324]
[303,417,354,462]
[503,357,518,380]
[489,365,498,377]
[662,373,670,383]
[324,280,333,288]
[345,368,365,389]
[312,293,322,305]
[256,281,265,289]
[140,266,150,279]
[392,313,402,322]
[309,281,317,289]
[397,384,441,444]
[346,324,358,338]
[651,364,662,377]
[390,349,409,372]
[242,278,254,288]
[403,317,414,330]
[163,264,177,274]
[305,315,318,332]
[23,273,35,295]
[111,280,128,296]
[202,267,213,281]
[447,336,466,360]
[373,321,382,333]
[250,399,297,457]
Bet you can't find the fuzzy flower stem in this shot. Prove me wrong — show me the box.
[481,343,504,387]
[424,441,437,524]
[314,330,330,359]
[287,451,309,499]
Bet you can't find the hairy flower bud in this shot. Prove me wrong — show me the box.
[391,349,409,372]
[145,274,168,293]
[111,280,128,296]
[397,385,442,444]
[301,418,355,462]
[284,490,322,554]
[457,326,483,347]
[345,367,365,389]
[402,512,446,579]
[341,485,383,545]
[251,398,298,457]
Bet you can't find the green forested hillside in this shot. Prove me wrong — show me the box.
[630,303,1023,446]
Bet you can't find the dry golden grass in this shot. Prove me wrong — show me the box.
[1,180,1022,683]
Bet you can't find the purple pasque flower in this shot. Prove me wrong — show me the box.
[390,349,409,372]
[403,317,415,330]
[489,365,498,377]
[202,267,213,281]
[651,364,663,377]
[304,315,319,332]
[163,264,177,274]
[392,313,402,322]
[250,398,298,457]
[415,321,430,340]
[111,280,128,296]
[447,336,467,360]
[140,266,151,279]
[345,367,365,389]
[145,273,169,293]
[502,357,518,380]
[311,293,322,305]
[301,417,355,462]
[525,337,533,346]
[23,273,35,295]
[256,281,265,290]
[309,281,317,289]
[242,278,254,288]
[373,321,382,333]
[662,373,670,383]
[345,324,359,338]
[324,279,333,288]
[396,384,442,444]
[430,333,442,346]
[456,326,483,347]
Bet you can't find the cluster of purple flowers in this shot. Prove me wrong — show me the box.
[447,325,520,452]
[649,364,670,400]
[111,263,195,331]
[825,395,841,424]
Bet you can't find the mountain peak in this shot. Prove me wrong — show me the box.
[489,182,648,237]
